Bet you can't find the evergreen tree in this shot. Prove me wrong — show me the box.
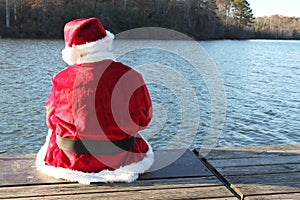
[232,0,254,28]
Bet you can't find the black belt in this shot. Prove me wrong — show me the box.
[56,134,136,155]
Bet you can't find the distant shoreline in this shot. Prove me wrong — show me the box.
[0,34,299,41]
[1,1,299,41]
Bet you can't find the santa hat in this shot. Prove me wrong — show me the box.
[61,17,115,65]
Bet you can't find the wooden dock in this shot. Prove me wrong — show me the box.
[1,144,299,199]
[199,144,300,200]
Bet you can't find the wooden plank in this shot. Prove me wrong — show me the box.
[245,192,300,200]
[203,147,300,160]
[0,177,222,198]
[227,172,300,187]
[207,155,300,168]
[25,197,237,200]
[1,184,235,199]
[36,186,235,200]
[0,149,213,186]
[203,144,300,153]
[0,177,236,199]
[237,184,300,197]
[213,163,300,176]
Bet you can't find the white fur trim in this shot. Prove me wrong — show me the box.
[61,31,115,65]
[36,129,154,184]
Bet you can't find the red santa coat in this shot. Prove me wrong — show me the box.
[37,59,154,183]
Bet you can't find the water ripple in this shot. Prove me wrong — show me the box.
[1,39,300,154]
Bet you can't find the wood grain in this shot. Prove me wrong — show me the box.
[200,144,300,199]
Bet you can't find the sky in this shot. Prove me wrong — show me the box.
[247,0,300,17]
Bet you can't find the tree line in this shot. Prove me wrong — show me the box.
[254,15,300,39]
[0,0,299,40]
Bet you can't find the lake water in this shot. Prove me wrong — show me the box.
[0,39,299,154]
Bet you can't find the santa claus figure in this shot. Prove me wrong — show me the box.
[36,17,154,184]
